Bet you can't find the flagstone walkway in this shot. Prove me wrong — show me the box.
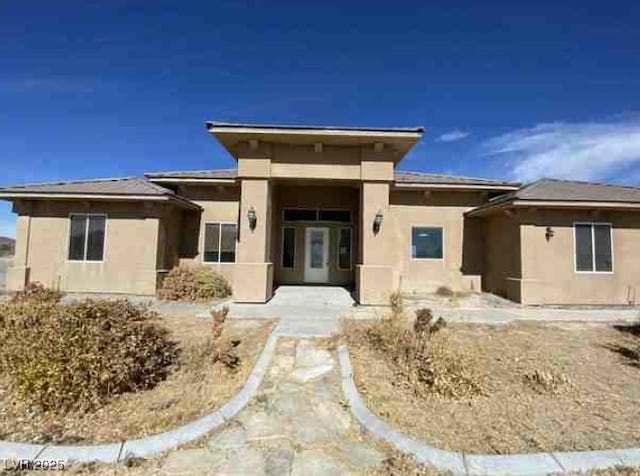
[160,338,387,475]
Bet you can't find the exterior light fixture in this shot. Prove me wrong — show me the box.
[373,209,383,234]
[247,206,257,230]
[545,226,554,241]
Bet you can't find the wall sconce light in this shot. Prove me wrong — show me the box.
[545,226,554,241]
[373,209,383,234]
[247,206,257,230]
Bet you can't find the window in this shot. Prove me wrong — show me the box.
[283,209,317,221]
[204,223,237,263]
[68,214,106,261]
[411,227,443,259]
[283,208,351,223]
[338,228,352,270]
[574,223,613,272]
[282,227,296,269]
[319,210,351,223]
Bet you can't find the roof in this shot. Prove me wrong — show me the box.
[503,178,640,202]
[0,177,200,209]
[394,171,520,189]
[467,178,640,215]
[146,168,520,190]
[145,169,237,181]
[206,121,424,134]
[206,121,424,163]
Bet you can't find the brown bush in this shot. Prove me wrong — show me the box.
[157,266,232,301]
[0,294,178,412]
[10,281,63,304]
[345,309,483,399]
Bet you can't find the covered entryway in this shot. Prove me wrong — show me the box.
[271,182,359,288]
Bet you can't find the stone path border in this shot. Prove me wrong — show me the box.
[337,345,640,476]
[0,329,279,466]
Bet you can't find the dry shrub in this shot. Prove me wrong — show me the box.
[0,291,178,412]
[373,452,447,476]
[524,369,573,394]
[389,290,404,316]
[10,281,63,304]
[209,307,241,371]
[346,309,483,399]
[157,266,232,301]
[435,286,455,297]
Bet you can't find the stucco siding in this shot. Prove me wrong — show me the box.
[388,190,485,294]
[519,209,640,305]
[11,201,161,295]
[176,185,239,283]
[482,213,522,302]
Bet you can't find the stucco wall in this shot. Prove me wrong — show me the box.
[519,209,640,305]
[9,200,163,295]
[388,190,485,294]
[176,185,239,283]
[482,213,522,302]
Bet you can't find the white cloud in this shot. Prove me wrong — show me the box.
[482,117,640,182]
[435,129,470,142]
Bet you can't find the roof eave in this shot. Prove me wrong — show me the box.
[0,192,202,210]
[393,183,520,191]
[466,198,640,217]
[147,177,237,185]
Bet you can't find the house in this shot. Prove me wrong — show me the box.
[1,122,639,306]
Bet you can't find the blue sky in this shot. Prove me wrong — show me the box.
[1,0,640,237]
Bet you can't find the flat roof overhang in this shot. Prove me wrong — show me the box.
[206,121,424,162]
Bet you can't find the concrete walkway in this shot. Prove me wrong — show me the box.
[161,339,386,475]
[225,286,356,337]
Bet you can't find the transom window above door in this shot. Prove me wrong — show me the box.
[203,222,237,263]
[283,208,351,223]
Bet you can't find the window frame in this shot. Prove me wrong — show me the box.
[410,225,445,261]
[337,227,353,271]
[66,213,108,263]
[202,221,238,264]
[573,222,614,274]
[281,226,296,269]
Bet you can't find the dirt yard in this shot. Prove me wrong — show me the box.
[0,309,273,443]
[347,320,640,454]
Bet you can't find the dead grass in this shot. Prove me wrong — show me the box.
[0,309,273,443]
[347,320,640,454]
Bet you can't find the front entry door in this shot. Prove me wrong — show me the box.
[304,227,329,283]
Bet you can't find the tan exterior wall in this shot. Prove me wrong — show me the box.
[482,213,522,302]
[8,200,164,295]
[388,190,486,295]
[175,185,239,283]
[519,209,640,305]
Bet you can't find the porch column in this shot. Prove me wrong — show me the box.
[357,181,393,305]
[234,178,274,303]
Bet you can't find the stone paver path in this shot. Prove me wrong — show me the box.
[160,338,386,475]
